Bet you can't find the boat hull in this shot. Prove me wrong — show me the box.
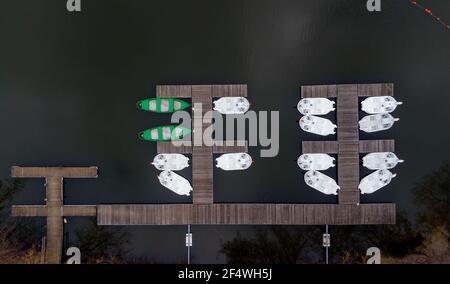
[137,98,190,113]
[359,169,396,194]
[139,125,191,142]
[359,113,398,133]
[304,170,340,195]
[298,153,335,171]
[299,115,337,136]
[152,154,190,171]
[158,170,193,196]
[213,97,250,114]
[361,96,402,114]
[216,153,252,171]
[363,152,404,170]
[297,98,335,115]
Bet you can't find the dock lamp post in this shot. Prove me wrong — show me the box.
[323,225,330,264]
[186,224,192,264]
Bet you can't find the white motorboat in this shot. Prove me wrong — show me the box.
[359,169,396,194]
[359,113,399,133]
[152,153,190,171]
[299,115,337,136]
[304,170,340,195]
[216,153,252,171]
[158,170,193,196]
[297,98,335,115]
[297,153,335,171]
[361,96,402,114]
[213,97,250,114]
[362,152,404,170]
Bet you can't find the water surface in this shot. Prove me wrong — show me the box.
[1,0,449,263]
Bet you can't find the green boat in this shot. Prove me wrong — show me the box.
[139,125,191,142]
[136,98,190,113]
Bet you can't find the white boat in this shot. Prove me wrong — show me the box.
[216,153,252,171]
[297,98,335,115]
[152,153,189,171]
[297,153,335,171]
[359,113,399,133]
[304,170,340,195]
[362,152,404,170]
[158,170,193,196]
[359,169,396,194]
[299,115,337,136]
[213,97,250,114]
[361,96,402,114]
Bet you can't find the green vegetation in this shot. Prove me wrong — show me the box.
[221,164,450,264]
[0,179,42,264]
[414,164,450,233]
[1,164,449,263]
[71,219,129,264]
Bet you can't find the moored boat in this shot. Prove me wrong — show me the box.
[137,98,190,113]
[362,152,404,170]
[213,97,250,114]
[158,170,193,196]
[299,115,337,136]
[304,170,340,195]
[152,153,190,171]
[361,96,402,114]
[359,169,396,194]
[297,98,335,115]
[359,113,399,133]
[297,153,335,171]
[216,153,252,171]
[139,125,191,142]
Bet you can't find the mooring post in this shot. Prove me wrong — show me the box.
[323,224,330,264]
[186,224,192,264]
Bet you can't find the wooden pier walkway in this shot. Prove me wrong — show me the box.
[10,84,398,264]
[97,204,395,225]
[156,85,248,204]
[95,83,396,226]
[10,166,98,264]
[301,83,395,205]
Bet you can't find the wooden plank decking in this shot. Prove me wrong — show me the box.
[157,141,248,154]
[212,141,248,153]
[10,83,398,264]
[302,141,338,154]
[301,83,397,206]
[10,167,98,264]
[156,85,249,204]
[359,140,395,153]
[336,85,360,204]
[11,166,98,178]
[301,83,394,98]
[97,204,396,225]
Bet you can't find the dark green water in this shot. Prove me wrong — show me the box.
[1,0,449,263]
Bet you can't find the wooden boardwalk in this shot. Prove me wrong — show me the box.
[95,83,396,226]
[156,85,248,204]
[9,84,399,264]
[301,83,395,205]
[97,204,395,225]
[10,166,98,264]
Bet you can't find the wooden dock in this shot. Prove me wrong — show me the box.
[10,166,98,264]
[10,84,398,263]
[97,204,395,225]
[301,83,395,205]
[95,83,396,226]
[156,85,248,204]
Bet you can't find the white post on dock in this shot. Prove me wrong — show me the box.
[186,224,192,264]
[323,225,330,264]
